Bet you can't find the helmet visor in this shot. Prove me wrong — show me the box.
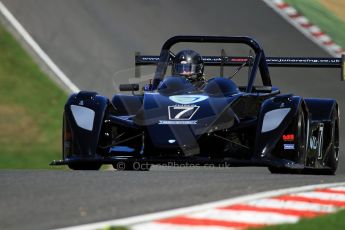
[173,63,197,75]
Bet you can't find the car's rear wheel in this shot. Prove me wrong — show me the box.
[324,108,339,175]
[268,107,307,174]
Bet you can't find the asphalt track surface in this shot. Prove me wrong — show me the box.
[1,1,344,230]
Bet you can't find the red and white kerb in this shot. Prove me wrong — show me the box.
[264,0,344,57]
[132,186,345,230]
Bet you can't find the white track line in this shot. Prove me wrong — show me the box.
[0,1,79,93]
[186,209,299,225]
[327,186,345,191]
[289,191,345,201]
[53,182,345,230]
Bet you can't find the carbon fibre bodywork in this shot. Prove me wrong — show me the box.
[51,36,340,174]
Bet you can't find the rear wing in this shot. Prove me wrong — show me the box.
[135,54,345,81]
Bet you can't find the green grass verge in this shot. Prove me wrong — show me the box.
[103,227,130,230]
[0,22,67,168]
[284,0,345,49]
[261,208,345,230]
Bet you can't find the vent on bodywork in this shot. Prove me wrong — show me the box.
[231,96,264,118]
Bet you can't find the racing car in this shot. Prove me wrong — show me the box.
[51,36,342,174]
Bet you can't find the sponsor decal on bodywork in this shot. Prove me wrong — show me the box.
[284,144,295,150]
[169,95,208,104]
[159,120,198,125]
[283,134,295,141]
[310,136,318,150]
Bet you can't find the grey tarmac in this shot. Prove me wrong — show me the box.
[0,1,344,229]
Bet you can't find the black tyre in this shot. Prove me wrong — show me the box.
[68,163,101,170]
[113,162,151,171]
[62,112,71,159]
[324,108,340,175]
[268,167,298,174]
[269,107,307,174]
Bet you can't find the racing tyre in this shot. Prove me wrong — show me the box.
[324,108,340,175]
[269,107,307,174]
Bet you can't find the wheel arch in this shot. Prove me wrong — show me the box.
[255,95,306,158]
[63,91,110,159]
[304,98,338,121]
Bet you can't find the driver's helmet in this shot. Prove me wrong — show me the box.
[172,50,204,82]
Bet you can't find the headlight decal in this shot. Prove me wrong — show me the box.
[70,105,95,131]
[261,108,291,133]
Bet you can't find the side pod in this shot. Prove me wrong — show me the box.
[63,91,109,159]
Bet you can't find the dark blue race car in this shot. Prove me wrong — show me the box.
[51,36,342,174]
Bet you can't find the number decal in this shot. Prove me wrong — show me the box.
[168,106,199,120]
